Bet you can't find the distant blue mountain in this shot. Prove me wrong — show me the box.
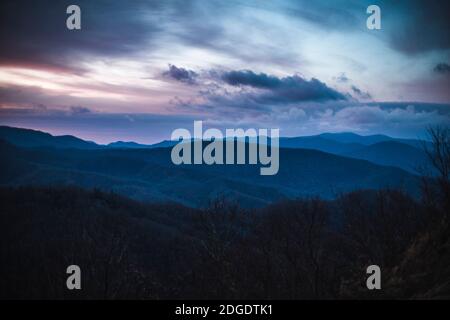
[279,136,363,154]
[148,140,178,148]
[0,126,100,149]
[0,137,421,207]
[107,140,179,149]
[318,132,428,149]
[0,126,431,175]
[344,141,430,174]
[318,132,392,145]
[278,133,430,173]
[107,141,151,148]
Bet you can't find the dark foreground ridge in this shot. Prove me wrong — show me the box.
[0,184,448,299]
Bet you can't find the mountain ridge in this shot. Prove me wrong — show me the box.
[0,125,431,174]
[0,137,421,207]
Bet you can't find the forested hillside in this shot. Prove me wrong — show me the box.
[1,180,448,299]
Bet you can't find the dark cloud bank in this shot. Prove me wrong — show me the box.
[163,64,198,84]
[222,70,346,103]
[434,63,450,74]
[287,0,450,56]
[0,0,164,72]
[166,66,347,105]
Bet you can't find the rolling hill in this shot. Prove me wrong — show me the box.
[0,126,431,174]
[344,141,430,174]
[0,136,421,207]
[0,126,100,149]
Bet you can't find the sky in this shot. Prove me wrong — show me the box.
[0,0,449,144]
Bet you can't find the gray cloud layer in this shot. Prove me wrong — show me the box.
[1,102,448,143]
[0,0,164,72]
[285,0,450,55]
[2,0,449,74]
[382,0,450,55]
